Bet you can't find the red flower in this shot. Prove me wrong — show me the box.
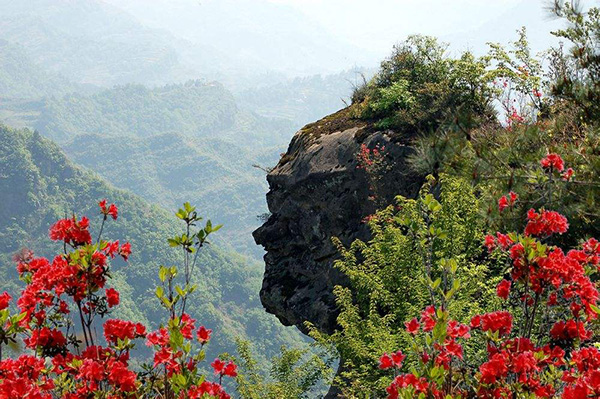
[49,216,92,246]
[379,351,405,370]
[211,358,226,374]
[479,352,509,384]
[180,313,196,339]
[405,318,420,335]
[105,288,120,308]
[524,209,568,237]
[103,319,146,344]
[445,339,463,360]
[222,361,237,377]
[197,326,212,344]
[562,167,574,181]
[484,235,496,252]
[498,195,509,212]
[146,327,169,346]
[379,353,394,369]
[0,291,11,310]
[540,153,565,172]
[99,200,118,220]
[496,279,511,300]
[479,311,512,336]
[496,232,514,249]
[107,361,137,391]
[499,192,518,212]
[391,351,405,367]
[420,306,436,332]
[119,242,132,261]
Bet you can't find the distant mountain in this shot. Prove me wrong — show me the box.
[0,39,79,99]
[9,81,294,256]
[0,0,371,89]
[0,0,203,86]
[62,132,274,257]
[34,81,239,143]
[0,124,305,363]
[237,69,375,127]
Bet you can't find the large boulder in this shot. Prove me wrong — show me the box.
[253,108,422,335]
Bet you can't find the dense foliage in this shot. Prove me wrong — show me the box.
[309,176,498,396]
[351,35,493,132]
[378,155,600,399]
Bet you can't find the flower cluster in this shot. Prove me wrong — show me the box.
[380,154,600,399]
[356,143,386,170]
[0,201,235,398]
[498,191,518,212]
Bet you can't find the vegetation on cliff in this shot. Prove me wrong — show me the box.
[306,2,600,397]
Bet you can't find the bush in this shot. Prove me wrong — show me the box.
[309,176,498,397]
[351,35,493,133]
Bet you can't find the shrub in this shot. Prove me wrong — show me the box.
[309,176,498,397]
[0,200,237,398]
[232,339,333,399]
[351,35,493,133]
[380,155,600,399]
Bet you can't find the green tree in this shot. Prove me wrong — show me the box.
[309,176,498,397]
[233,339,333,399]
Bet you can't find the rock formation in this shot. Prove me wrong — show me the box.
[253,108,423,336]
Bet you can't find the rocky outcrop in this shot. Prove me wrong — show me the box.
[253,108,423,335]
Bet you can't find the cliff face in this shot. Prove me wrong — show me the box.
[253,108,422,335]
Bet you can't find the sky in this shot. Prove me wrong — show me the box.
[267,0,526,55]
[103,0,580,77]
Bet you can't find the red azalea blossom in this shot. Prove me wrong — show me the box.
[223,361,237,377]
[562,167,574,181]
[496,279,511,300]
[49,216,92,246]
[0,291,11,310]
[103,319,146,344]
[379,351,405,370]
[540,153,565,172]
[405,318,420,335]
[498,191,517,212]
[478,311,513,336]
[119,242,132,261]
[105,288,120,308]
[524,209,568,237]
[197,326,212,344]
[99,199,118,220]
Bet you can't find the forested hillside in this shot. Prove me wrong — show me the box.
[0,39,79,99]
[10,81,291,256]
[61,132,272,257]
[0,124,305,365]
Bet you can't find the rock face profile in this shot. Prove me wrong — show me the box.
[253,108,423,336]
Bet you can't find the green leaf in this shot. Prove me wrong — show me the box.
[159,266,168,282]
